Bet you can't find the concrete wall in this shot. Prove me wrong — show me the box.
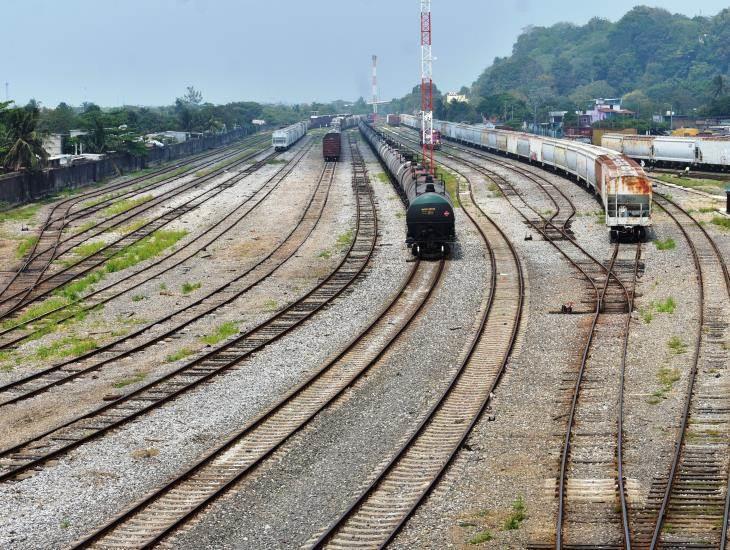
[0,128,251,206]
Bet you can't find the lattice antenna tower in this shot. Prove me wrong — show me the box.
[420,0,434,175]
[371,55,378,119]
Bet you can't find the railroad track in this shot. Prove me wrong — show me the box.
[631,188,730,549]
[0,133,270,308]
[0,139,305,351]
[0,136,274,319]
[0,135,377,484]
[0,139,319,408]
[552,242,640,548]
[305,129,524,548]
[385,129,648,547]
[65,133,393,548]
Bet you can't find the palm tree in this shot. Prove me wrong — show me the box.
[2,106,48,171]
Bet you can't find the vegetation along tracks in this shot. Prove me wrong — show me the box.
[308,132,524,548]
[634,188,730,549]
[0,133,270,307]
[0,134,273,319]
[0,134,377,484]
[0,139,316,408]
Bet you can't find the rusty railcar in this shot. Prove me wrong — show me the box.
[322,131,342,162]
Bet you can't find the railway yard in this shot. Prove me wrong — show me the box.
[0,119,725,549]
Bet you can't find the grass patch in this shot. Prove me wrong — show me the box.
[263,299,278,311]
[112,372,147,388]
[395,211,404,219]
[72,220,97,235]
[596,213,606,225]
[654,174,727,194]
[640,307,654,324]
[711,216,730,230]
[181,281,201,295]
[52,229,187,303]
[118,219,148,234]
[503,495,526,530]
[166,348,194,363]
[1,296,71,330]
[487,182,501,195]
[467,530,493,544]
[70,240,107,259]
[654,237,676,250]
[318,249,332,259]
[35,336,98,361]
[131,294,146,302]
[80,192,119,209]
[375,172,390,184]
[656,297,676,313]
[648,366,681,404]
[0,202,43,224]
[699,207,717,213]
[101,195,153,217]
[336,230,354,249]
[668,336,688,355]
[201,321,238,345]
[16,235,38,258]
[266,158,287,165]
[104,229,187,273]
[439,167,461,208]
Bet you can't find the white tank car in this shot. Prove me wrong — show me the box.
[272,121,308,151]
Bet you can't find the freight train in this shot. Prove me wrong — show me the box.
[272,121,308,151]
[601,133,730,171]
[386,114,401,126]
[359,120,455,257]
[400,114,652,241]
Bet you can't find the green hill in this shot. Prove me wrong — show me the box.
[404,6,730,125]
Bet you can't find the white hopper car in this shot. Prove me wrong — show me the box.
[602,133,730,170]
[272,121,308,151]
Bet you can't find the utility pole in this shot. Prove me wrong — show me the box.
[420,0,434,175]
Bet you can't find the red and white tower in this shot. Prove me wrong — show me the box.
[420,0,434,175]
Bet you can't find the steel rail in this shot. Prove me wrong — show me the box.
[0,141,300,348]
[73,259,444,549]
[0,142,277,320]
[0,140,377,483]
[383,128,638,547]
[0,140,319,406]
[646,187,730,549]
[0,134,270,305]
[311,128,524,549]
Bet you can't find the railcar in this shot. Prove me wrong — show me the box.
[602,133,730,170]
[401,115,651,240]
[386,114,401,126]
[323,130,342,162]
[272,121,308,151]
[359,120,454,257]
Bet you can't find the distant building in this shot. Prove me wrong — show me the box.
[252,119,267,126]
[445,92,468,104]
[579,98,634,125]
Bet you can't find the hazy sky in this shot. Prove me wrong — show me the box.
[3,0,728,107]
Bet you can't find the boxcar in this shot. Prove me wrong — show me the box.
[323,131,342,162]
